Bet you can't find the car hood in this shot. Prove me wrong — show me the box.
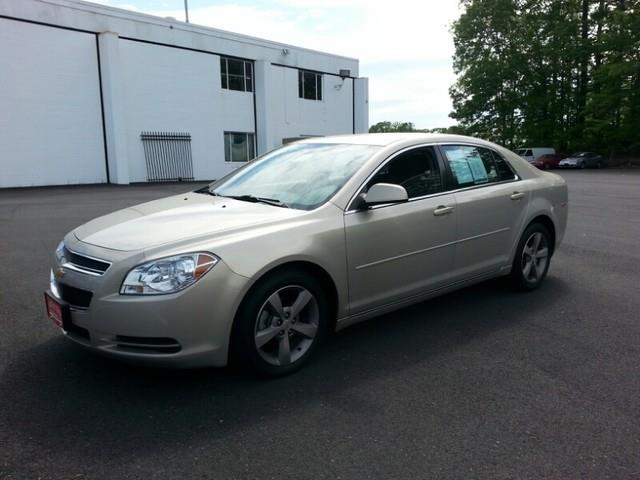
[74,192,304,251]
[561,157,579,162]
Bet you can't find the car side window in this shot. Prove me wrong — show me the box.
[492,150,517,181]
[441,145,515,188]
[366,147,442,199]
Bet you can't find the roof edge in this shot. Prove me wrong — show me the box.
[33,0,359,63]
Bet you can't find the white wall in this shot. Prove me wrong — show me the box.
[279,66,354,139]
[354,78,370,134]
[118,39,254,182]
[257,65,355,152]
[0,18,106,187]
[219,90,256,176]
[0,0,368,187]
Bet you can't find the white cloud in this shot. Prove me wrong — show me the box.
[100,0,461,128]
[368,63,456,126]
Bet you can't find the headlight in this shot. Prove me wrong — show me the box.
[55,241,66,264]
[120,253,218,295]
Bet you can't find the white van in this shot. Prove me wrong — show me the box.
[515,147,556,163]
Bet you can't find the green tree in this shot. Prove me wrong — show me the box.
[369,121,417,133]
[449,0,640,156]
[449,0,526,147]
[428,125,469,135]
[585,0,640,155]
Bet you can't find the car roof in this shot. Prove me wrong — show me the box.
[294,132,493,147]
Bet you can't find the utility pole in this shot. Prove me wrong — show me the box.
[184,0,189,23]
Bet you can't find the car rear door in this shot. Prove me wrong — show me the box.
[344,145,457,315]
[438,144,530,280]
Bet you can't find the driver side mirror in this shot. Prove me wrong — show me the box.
[352,183,409,210]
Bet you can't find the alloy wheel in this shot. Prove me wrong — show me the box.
[521,232,549,283]
[254,285,319,366]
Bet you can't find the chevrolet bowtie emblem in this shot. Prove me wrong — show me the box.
[54,268,65,279]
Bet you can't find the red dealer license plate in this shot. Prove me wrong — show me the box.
[45,292,68,329]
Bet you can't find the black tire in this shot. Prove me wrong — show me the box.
[230,268,329,377]
[510,223,552,291]
[579,161,586,169]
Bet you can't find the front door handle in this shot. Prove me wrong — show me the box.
[510,191,525,200]
[433,205,454,216]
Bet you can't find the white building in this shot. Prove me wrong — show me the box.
[0,0,369,187]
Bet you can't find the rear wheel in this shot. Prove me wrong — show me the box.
[510,223,552,290]
[231,269,329,377]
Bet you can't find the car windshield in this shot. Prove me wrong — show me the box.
[571,152,587,157]
[209,143,380,210]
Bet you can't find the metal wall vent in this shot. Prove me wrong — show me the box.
[141,131,194,182]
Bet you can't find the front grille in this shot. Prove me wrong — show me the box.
[114,335,181,354]
[58,282,93,308]
[63,247,110,275]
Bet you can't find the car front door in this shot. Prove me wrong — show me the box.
[344,146,458,315]
[439,144,530,279]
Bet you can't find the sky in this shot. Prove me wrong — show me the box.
[91,0,462,129]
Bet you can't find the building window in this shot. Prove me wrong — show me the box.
[224,132,256,162]
[298,70,322,101]
[220,57,253,92]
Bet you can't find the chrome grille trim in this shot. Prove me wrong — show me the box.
[62,247,112,276]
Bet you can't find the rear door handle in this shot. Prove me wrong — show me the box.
[433,205,454,216]
[510,191,525,200]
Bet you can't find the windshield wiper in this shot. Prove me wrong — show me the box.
[223,194,289,208]
[196,188,289,208]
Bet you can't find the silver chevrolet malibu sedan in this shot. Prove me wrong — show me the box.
[46,133,568,376]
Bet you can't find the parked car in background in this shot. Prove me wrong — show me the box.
[45,133,568,377]
[531,153,566,170]
[558,152,605,169]
[515,147,555,163]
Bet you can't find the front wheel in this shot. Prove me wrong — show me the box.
[230,269,329,377]
[510,223,552,290]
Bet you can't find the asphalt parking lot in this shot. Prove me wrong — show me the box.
[1,169,639,479]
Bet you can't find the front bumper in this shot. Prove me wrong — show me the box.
[48,238,251,368]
